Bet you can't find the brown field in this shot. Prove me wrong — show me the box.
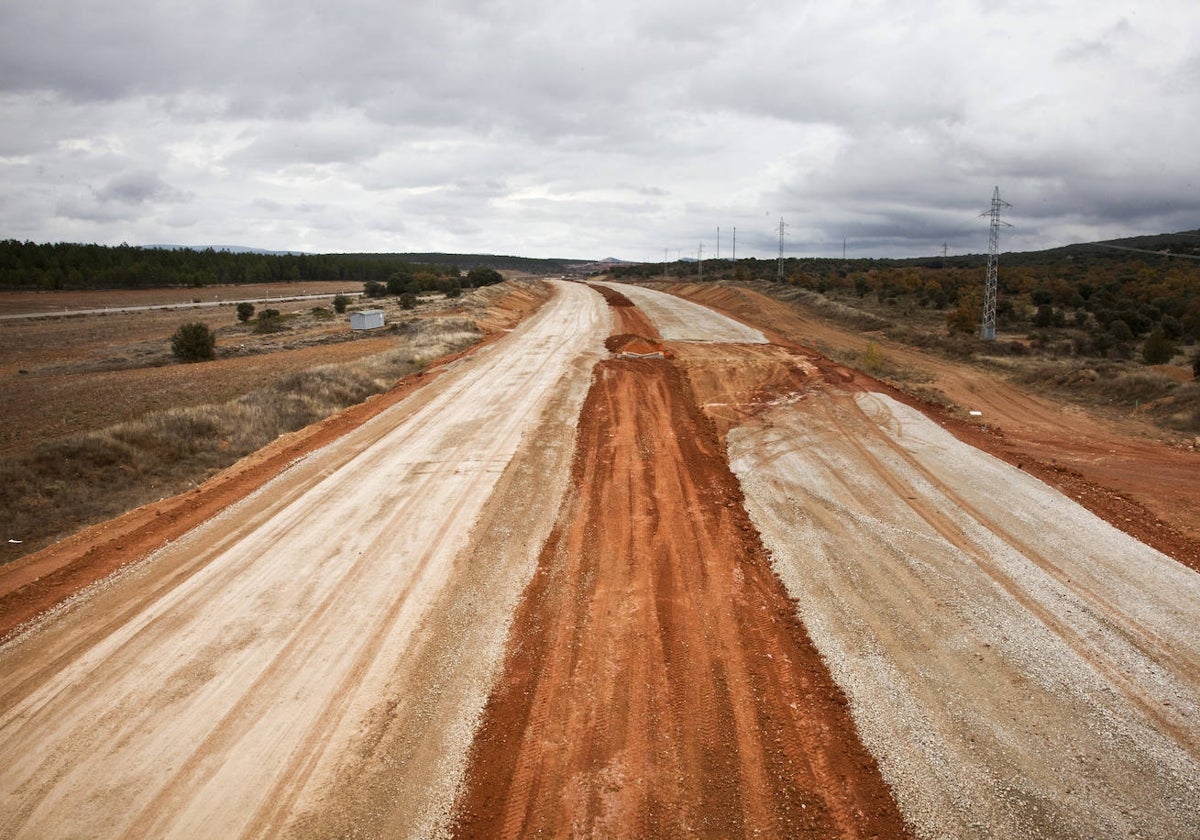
[0,281,547,566]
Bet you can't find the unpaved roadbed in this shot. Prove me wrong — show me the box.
[731,389,1200,839]
[0,281,610,838]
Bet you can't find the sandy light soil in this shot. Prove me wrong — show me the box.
[0,280,610,838]
[731,390,1200,838]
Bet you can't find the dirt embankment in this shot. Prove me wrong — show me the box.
[452,294,907,837]
[656,282,1200,573]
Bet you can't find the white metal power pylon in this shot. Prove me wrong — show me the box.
[980,186,1012,341]
[777,217,786,281]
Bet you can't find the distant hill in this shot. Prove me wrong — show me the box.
[145,244,311,257]
[330,252,593,274]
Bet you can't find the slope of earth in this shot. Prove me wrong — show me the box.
[650,281,1200,564]
[0,280,610,839]
[730,390,1200,839]
[453,334,906,835]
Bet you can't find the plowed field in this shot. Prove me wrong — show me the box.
[2,279,1198,839]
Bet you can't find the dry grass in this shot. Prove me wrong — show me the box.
[1016,363,1200,434]
[0,318,485,565]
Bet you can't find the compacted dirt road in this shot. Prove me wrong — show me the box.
[0,281,610,838]
[2,278,1198,839]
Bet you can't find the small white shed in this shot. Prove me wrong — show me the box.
[350,309,386,330]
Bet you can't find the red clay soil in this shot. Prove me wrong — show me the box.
[451,352,908,838]
[661,282,1200,574]
[0,287,549,642]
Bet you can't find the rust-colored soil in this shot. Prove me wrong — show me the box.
[660,282,1200,573]
[452,335,907,835]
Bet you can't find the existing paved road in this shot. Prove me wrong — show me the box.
[0,280,610,839]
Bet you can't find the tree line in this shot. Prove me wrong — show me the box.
[0,241,516,291]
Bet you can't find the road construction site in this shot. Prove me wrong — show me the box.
[1,279,1198,838]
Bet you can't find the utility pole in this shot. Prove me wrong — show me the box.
[732,227,737,263]
[979,186,1012,341]
[843,238,847,260]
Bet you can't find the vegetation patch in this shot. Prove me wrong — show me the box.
[0,317,488,565]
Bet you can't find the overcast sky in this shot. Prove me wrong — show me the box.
[2,1,1197,260]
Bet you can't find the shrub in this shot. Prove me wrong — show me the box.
[946,302,978,336]
[254,309,284,334]
[236,302,255,322]
[1142,329,1177,365]
[860,341,886,373]
[363,280,386,298]
[399,292,418,310]
[171,322,216,362]
[332,294,349,314]
[467,267,504,287]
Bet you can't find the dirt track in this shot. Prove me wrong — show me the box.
[2,279,1198,838]
[0,280,609,838]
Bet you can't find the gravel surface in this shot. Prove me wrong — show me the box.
[730,389,1200,839]
[596,280,768,343]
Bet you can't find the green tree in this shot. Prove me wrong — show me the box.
[363,280,386,298]
[236,302,255,322]
[466,267,503,287]
[1141,329,1176,365]
[171,322,216,362]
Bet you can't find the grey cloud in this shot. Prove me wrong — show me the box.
[95,171,187,205]
[3,0,1199,259]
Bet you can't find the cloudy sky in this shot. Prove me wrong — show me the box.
[2,0,1197,260]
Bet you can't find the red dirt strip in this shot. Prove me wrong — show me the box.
[452,321,907,834]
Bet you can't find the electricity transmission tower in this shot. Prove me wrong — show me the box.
[979,186,1012,341]
[777,217,786,281]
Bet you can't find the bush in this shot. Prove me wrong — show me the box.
[1142,329,1177,365]
[236,302,255,322]
[171,322,216,362]
[332,294,349,314]
[254,309,285,334]
[399,292,417,310]
[466,267,504,287]
[363,280,386,298]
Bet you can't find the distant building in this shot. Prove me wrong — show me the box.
[350,309,386,330]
